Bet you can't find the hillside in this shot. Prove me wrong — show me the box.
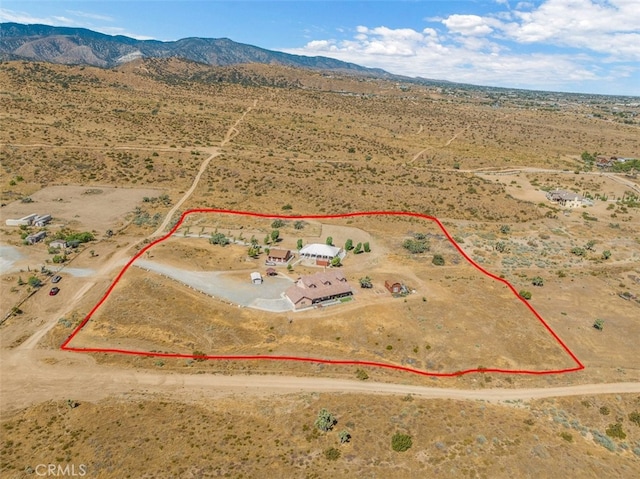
[0,22,390,76]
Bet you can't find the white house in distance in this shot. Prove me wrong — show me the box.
[299,243,343,267]
[546,189,585,208]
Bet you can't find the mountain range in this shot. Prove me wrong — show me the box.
[0,22,393,78]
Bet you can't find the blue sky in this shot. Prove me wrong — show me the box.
[2,1,639,96]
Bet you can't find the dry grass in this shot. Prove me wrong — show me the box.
[1,392,639,478]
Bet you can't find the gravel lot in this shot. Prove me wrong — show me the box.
[134,259,293,311]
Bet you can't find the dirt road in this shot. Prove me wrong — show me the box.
[2,348,639,413]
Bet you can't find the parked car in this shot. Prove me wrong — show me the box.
[265,261,276,266]
[49,287,60,296]
[51,275,62,283]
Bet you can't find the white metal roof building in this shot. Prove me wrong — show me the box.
[299,243,342,260]
[250,272,263,284]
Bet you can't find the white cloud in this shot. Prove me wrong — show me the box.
[66,10,115,22]
[442,15,494,36]
[282,9,638,95]
[499,0,640,60]
[0,8,77,26]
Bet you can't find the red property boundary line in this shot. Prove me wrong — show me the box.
[61,209,585,377]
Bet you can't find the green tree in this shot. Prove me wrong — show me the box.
[581,151,595,163]
[363,242,370,253]
[27,276,42,288]
[585,239,596,251]
[326,236,333,246]
[345,239,353,251]
[315,409,337,432]
[359,276,373,288]
[432,254,445,266]
[602,250,611,260]
[331,256,342,267]
[531,276,544,287]
[297,238,303,250]
[248,246,260,258]
[270,229,280,242]
[593,318,605,331]
[354,242,362,254]
[391,433,413,452]
[209,233,229,246]
[52,255,66,264]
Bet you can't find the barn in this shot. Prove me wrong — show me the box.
[299,243,342,266]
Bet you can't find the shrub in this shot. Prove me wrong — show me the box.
[606,423,626,440]
[403,238,429,254]
[432,254,445,266]
[391,433,413,452]
[345,239,353,251]
[519,290,532,300]
[326,236,333,246]
[192,350,207,362]
[629,411,640,427]
[602,250,611,260]
[560,432,573,442]
[315,409,337,432]
[338,430,351,444]
[209,233,229,245]
[363,242,370,253]
[27,276,42,288]
[324,447,341,460]
[531,276,544,286]
[294,220,305,230]
[500,225,511,234]
[355,369,369,380]
[271,219,285,228]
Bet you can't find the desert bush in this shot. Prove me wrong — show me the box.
[315,409,337,432]
[324,447,341,460]
[271,219,285,228]
[519,290,532,300]
[629,411,640,427]
[432,254,445,266]
[606,423,626,440]
[531,276,544,286]
[338,430,351,444]
[391,433,413,452]
[355,369,369,380]
[403,238,429,254]
[209,233,229,245]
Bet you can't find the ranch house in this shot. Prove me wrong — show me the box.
[285,270,353,310]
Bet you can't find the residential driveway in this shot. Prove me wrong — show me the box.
[134,259,293,312]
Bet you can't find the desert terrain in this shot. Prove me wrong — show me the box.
[1,59,639,477]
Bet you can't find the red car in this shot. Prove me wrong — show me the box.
[49,287,60,296]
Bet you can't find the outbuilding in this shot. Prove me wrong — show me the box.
[250,272,263,284]
[385,280,403,294]
[267,248,292,264]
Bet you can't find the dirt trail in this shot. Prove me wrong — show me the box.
[152,99,257,236]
